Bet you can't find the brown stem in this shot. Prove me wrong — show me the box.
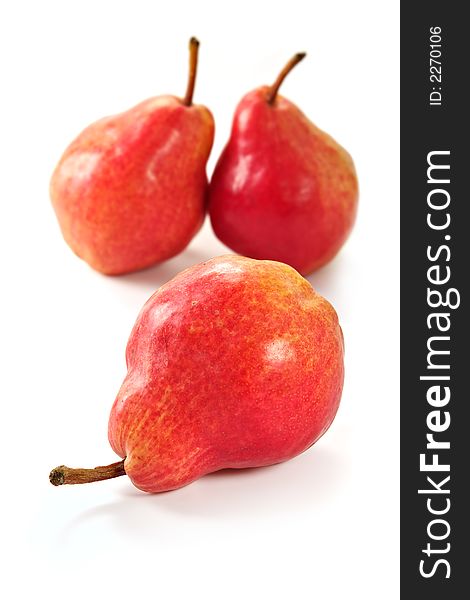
[266,52,306,105]
[183,37,200,106]
[49,460,126,486]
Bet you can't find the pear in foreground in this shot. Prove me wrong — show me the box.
[50,38,214,275]
[50,255,344,493]
[209,53,358,275]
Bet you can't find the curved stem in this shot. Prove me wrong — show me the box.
[49,460,126,486]
[266,52,306,105]
[183,37,200,106]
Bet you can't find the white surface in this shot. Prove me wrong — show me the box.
[0,1,399,598]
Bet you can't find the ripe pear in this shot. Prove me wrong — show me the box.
[50,255,344,493]
[208,53,358,275]
[50,38,214,275]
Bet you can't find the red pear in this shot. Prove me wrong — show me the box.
[50,255,344,494]
[50,38,214,275]
[208,53,358,275]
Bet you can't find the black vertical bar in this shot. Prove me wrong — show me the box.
[401,3,468,597]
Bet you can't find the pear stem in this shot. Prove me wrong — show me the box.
[266,52,306,105]
[49,460,126,486]
[183,37,200,106]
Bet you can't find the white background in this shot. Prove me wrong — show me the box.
[0,1,399,598]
